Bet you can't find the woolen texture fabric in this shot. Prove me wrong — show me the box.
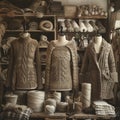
[45,39,79,92]
[80,39,118,101]
[7,35,42,90]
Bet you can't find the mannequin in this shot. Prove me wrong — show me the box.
[53,34,69,46]
[80,34,118,101]
[45,32,79,99]
[7,32,42,90]
[94,34,102,54]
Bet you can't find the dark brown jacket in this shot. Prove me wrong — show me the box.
[7,36,42,90]
[45,40,79,93]
[80,39,118,101]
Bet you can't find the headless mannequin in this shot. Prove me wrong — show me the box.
[20,32,30,39]
[53,34,69,46]
[94,34,103,54]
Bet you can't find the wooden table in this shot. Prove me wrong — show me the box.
[30,112,67,120]
[70,113,116,120]
[30,112,116,120]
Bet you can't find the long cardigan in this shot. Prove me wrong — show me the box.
[45,40,79,93]
[80,39,118,101]
[7,36,42,90]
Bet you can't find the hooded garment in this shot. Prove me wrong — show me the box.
[45,39,79,93]
[7,34,42,90]
[80,39,118,101]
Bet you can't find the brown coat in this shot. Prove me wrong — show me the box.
[7,36,42,90]
[80,39,118,101]
[45,40,79,93]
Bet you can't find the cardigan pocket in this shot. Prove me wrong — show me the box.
[102,71,110,81]
[110,72,118,82]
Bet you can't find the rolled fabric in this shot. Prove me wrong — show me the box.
[27,90,45,112]
[58,21,67,32]
[71,20,80,32]
[83,21,94,32]
[45,105,56,115]
[39,20,53,31]
[79,20,87,32]
[81,83,91,109]
[89,20,99,32]
[64,19,74,32]
[45,98,56,108]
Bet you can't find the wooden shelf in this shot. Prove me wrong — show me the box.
[6,30,56,33]
[57,15,107,19]
[30,112,66,119]
[39,46,48,49]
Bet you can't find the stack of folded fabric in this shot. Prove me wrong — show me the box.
[93,100,116,116]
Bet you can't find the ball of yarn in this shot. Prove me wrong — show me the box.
[56,102,68,112]
[45,98,56,107]
[27,90,45,112]
[45,105,55,115]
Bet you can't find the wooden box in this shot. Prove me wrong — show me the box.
[64,5,77,17]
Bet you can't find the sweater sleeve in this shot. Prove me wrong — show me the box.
[35,42,43,89]
[7,44,14,90]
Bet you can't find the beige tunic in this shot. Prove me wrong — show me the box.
[50,46,72,91]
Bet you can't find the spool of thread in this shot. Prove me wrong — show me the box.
[45,98,56,108]
[5,94,18,105]
[45,105,55,115]
[81,83,91,108]
[56,102,68,112]
[27,90,45,112]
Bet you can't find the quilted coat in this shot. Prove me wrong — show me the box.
[45,39,79,93]
[80,39,118,101]
[7,34,42,90]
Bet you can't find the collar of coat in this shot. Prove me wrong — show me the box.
[88,38,111,54]
[87,39,111,71]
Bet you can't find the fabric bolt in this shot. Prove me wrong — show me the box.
[45,39,79,92]
[80,39,118,101]
[7,33,42,90]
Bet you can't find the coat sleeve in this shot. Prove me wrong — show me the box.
[108,45,118,82]
[72,40,79,93]
[35,43,43,89]
[80,47,89,83]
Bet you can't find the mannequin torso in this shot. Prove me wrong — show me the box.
[53,35,69,46]
[94,35,103,53]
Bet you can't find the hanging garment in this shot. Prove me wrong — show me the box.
[7,34,42,90]
[45,40,79,92]
[80,39,118,101]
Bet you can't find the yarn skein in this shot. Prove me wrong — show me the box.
[81,83,91,109]
[27,90,45,112]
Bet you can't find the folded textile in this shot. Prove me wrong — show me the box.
[93,101,116,116]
